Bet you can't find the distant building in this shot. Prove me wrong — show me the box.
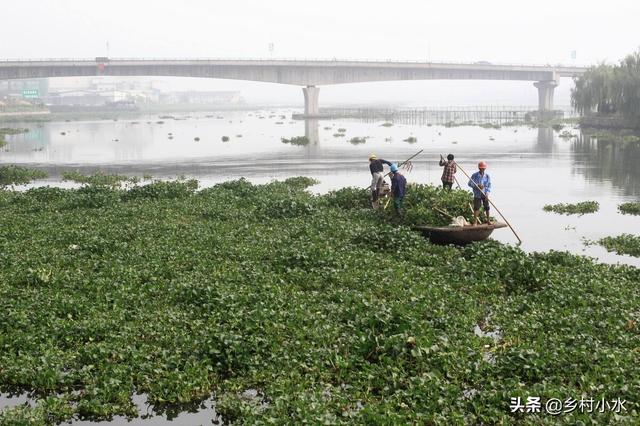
[160,91,245,105]
[0,79,49,98]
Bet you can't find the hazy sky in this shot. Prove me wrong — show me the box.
[3,0,639,106]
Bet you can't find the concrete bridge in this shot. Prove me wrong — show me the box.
[0,58,587,116]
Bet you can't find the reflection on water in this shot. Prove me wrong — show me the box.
[536,126,554,152]
[572,135,640,196]
[305,118,319,145]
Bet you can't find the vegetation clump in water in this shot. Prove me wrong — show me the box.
[348,136,367,145]
[281,136,309,146]
[479,123,502,129]
[598,234,640,257]
[0,165,47,188]
[62,171,140,188]
[0,127,29,135]
[0,127,29,146]
[619,202,640,215]
[543,201,599,215]
[0,176,637,424]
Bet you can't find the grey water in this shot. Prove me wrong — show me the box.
[0,392,220,425]
[1,108,639,270]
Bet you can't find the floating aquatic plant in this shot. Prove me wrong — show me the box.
[543,201,599,215]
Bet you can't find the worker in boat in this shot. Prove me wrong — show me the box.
[468,161,491,225]
[390,163,407,216]
[369,154,393,208]
[439,153,457,190]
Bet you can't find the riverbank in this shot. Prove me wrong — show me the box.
[0,105,300,124]
[0,177,637,424]
[580,115,640,130]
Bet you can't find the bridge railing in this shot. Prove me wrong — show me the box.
[0,57,590,70]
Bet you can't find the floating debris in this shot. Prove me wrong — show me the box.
[559,130,575,139]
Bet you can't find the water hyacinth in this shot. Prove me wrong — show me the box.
[0,176,637,424]
[619,202,640,215]
[599,234,640,257]
[543,201,599,215]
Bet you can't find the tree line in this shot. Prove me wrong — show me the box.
[571,50,640,120]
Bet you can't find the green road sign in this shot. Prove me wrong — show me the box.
[22,89,40,98]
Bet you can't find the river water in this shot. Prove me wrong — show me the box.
[2,108,639,269]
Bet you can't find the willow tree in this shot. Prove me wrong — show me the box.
[572,50,640,121]
[612,51,640,120]
[571,63,616,114]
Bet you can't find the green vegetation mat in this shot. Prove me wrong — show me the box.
[543,201,599,215]
[599,234,640,258]
[0,165,47,188]
[619,202,640,216]
[0,177,638,424]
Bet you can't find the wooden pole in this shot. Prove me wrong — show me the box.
[452,175,475,217]
[456,162,523,245]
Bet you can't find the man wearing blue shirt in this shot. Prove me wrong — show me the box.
[468,161,491,225]
[390,163,407,216]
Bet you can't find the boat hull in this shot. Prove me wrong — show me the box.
[413,222,507,245]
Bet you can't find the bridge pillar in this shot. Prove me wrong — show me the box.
[303,85,320,117]
[534,80,558,119]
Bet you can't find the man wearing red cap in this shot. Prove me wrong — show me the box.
[468,161,491,225]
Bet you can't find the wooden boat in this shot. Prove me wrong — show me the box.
[413,222,507,245]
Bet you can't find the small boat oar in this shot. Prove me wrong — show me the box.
[455,162,522,245]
